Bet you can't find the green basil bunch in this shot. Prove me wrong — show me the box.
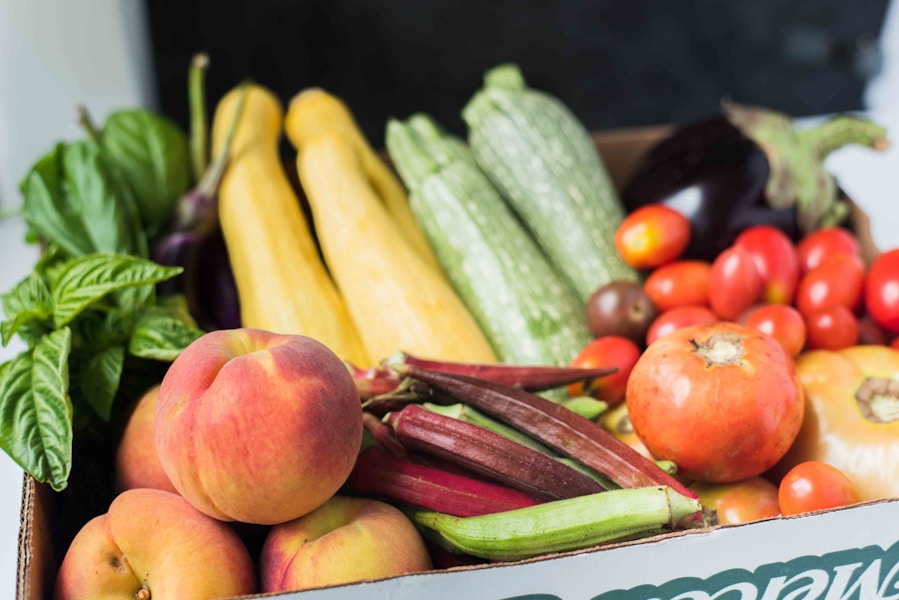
[1,108,202,491]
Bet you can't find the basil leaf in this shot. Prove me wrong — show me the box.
[102,110,190,235]
[100,155,150,260]
[129,306,203,361]
[20,144,96,257]
[51,254,183,328]
[20,141,143,258]
[0,328,73,491]
[78,346,124,421]
[1,273,54,346]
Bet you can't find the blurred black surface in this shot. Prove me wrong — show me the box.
[145,0,889,145]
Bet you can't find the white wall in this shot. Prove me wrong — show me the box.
[0,0,158,209]
[0,0,158,592]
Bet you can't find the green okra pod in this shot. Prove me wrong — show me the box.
[409,485,702,561]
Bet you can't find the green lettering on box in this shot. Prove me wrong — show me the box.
[589,542,899,600]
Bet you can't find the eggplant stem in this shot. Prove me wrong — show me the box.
[188,53,211,182]
[798,115,890,161]
[196,80,251,199]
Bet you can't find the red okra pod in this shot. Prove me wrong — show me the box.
[394,363,699,504]
[347,445,544,517]
[386,403,607,501]
[393,352,617,392]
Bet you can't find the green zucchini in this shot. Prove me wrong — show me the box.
[385,113,592,367]
[462,63,640,301]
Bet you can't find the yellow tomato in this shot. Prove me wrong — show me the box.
[771,344,899,501]
[690,476,781,525]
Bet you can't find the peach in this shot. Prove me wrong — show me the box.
[114,385,177,494]
[155,328,363,525]
[260,495,433,593]
[53,488,257,599]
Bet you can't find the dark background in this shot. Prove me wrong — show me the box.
[145,0,890,145]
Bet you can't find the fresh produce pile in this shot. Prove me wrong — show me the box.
[2,57,898,598]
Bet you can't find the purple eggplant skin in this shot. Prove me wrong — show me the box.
[186,229,241,331]
[152,226,241,332]
[622,116,800,261]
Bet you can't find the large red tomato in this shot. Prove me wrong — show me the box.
[625,321,804,483]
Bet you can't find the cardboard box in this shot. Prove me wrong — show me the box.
[15,125,892,600]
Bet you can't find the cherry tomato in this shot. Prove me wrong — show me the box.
[567,336,642,405]
[744,303,807,357]
[626,321,804,482]
[690,476,781,525]
[856,315,889,346]
[614,205,691,269]
[796,227,862,274]
[778,460,862,516]
[645,305,718,346]
[795,252,866,317]
[864,248,899,334]
[734,225,801,304]
[584,281,658,344]
[804,305,859,351]
[708,245,763,321]
[643,260,712,312]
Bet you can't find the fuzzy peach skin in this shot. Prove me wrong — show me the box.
[114,385,177,494]
[53,488,257,599]
[155,328,363,525]
[260,495,433,593]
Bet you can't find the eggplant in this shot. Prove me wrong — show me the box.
[623,101,889,261]
[152,62,249,331]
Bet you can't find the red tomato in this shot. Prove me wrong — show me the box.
[744,303,807,357]
[778,461,862,516]
[864,248,899,334]
[734,225,801,304]
[690,476,781,525]
[615,205,691,269]
[805,305,859,350]
[567,336,642,405]
[626,321,804,482]
[645,305,718,346]
[708,245,763,321]
[796,227,862,274]
[795,252,866,317]
[643,260,712,312]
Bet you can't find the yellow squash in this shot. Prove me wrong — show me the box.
[282,89,440,268]
[212,83,369,366]
[284,88,497,364]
